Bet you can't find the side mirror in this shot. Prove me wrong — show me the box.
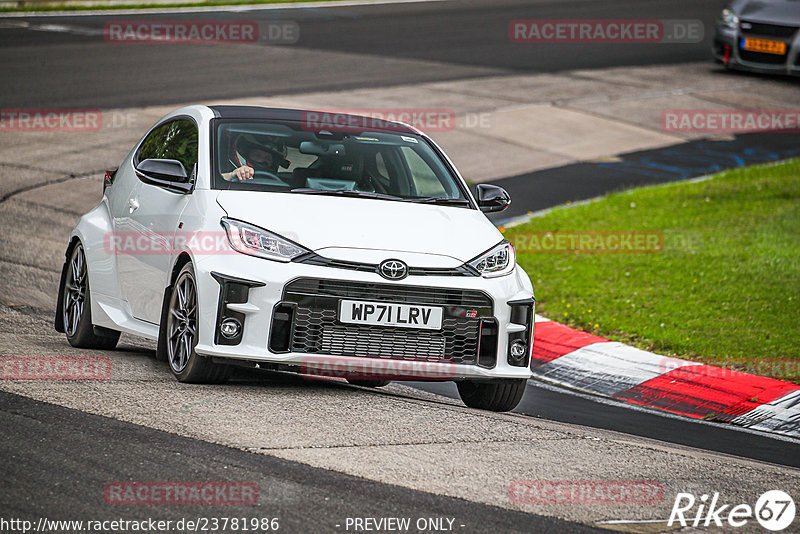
[136,158,187,181]
[476,184,511,213]
[135,159,192,193]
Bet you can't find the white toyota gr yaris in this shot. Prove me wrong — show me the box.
[56,105,535,411]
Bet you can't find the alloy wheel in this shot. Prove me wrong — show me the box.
[63,245,87,337]
[167,271,198,373]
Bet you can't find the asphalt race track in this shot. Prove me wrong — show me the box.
[409,381,800,469]
[0,0,723,108]
[0,391,598,533]
[2,0,799,531]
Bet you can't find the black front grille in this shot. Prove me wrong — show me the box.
[276,278,494,365]
[293,252,478,278]
[740,20,798,38]
[739,49,788,65]
[292,308,480,363]
[284,278,493,309]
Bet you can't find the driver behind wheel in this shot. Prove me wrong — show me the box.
[221,133,289,182]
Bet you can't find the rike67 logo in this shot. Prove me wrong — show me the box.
[669,490,795,531]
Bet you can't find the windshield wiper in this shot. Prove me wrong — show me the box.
[289,189,471,206]
[410,197,471,206]
[289,188,406,202]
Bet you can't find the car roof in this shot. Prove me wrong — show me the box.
[208,105,420,135]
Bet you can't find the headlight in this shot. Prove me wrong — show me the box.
[468,241,515,278]
[221,218,308,262]
[719,8,738,29]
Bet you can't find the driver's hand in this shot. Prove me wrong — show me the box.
[232,166,255,181]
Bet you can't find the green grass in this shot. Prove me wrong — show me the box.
[506,158,800,382]
[1,0,346,13]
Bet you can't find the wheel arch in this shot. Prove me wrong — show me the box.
[54,236,82,333]
[156,251,194,362]
[170,252,194,286]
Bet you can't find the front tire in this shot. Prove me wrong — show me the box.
[457,379,526,412]
[61,242,120,350]
[165,263,231,384]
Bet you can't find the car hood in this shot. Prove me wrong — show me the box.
[733,0,800,25]
[216,191,503,264]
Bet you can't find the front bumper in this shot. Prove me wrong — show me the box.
[192,252,535,381]
[712,23,800,76]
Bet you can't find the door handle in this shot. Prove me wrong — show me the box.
[128,198,139,213]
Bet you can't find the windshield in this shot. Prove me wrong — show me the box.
[213,120,470,205]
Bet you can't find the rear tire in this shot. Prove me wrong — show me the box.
[347,379,391,388]
[61,243,120,350]
[165,263,231,384]
[457,378,526,412]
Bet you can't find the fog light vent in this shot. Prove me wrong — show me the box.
[507,297,535,368]
[477,318,498,368]
[211,271,265,346]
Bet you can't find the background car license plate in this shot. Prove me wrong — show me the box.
[339,300,443,330]
[741,37,786,55]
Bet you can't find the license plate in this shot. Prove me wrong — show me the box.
[339,300,443,330]
[741,37,786,55]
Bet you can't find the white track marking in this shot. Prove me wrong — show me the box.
[532,341,700,397]
[731,390,800,438]
[26,22,103,35]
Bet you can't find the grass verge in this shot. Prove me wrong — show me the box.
[507,158,800,382]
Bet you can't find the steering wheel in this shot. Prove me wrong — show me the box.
[359,172,389,194]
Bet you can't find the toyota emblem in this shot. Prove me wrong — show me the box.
[379,259,408,280]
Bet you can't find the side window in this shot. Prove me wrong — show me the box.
[373,149,414,196]
[372,150,405,195]
[375,152,390,179]
[400,146,447,197]
[137,123,170,165]
[136,119,198,183]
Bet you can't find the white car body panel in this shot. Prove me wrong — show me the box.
[216,191,503,262]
